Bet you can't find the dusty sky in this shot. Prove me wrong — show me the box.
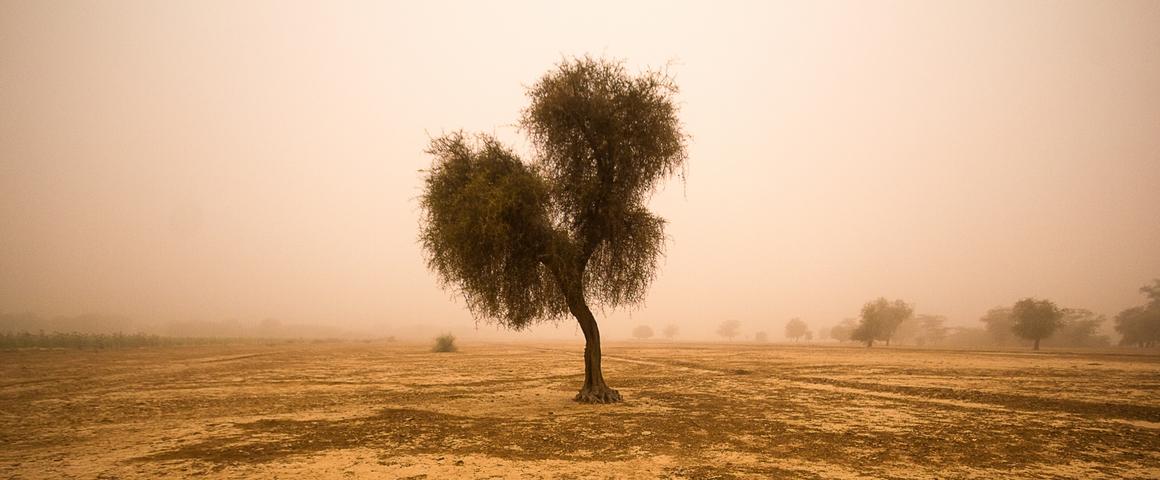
[2,1,1158,339]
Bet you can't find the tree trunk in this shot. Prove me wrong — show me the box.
[566,289,622,404]
[866,339,874,348]
[1033,338,1040,351]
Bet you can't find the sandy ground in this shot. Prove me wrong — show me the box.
[1,341,1158,479]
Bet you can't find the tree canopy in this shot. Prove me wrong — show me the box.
[1047,309,1109,348]
[829,318,857,342]
[1010,298,1062,350]
[852,298,914,347]
[916,314,949,346]
[717,320,741,341]
[979,307,1016,346]
[419,57,688,403]
[1116,279,1160,347]
[785,318,809,341]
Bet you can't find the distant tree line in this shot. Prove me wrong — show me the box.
[0,331,292,350]
[824,279,1160,350]
[0,312,357,349]
[0,312,347,341]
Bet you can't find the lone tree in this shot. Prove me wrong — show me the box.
[851,298,913,347]
[784,317,809,342]
[632,325,655,340]
[419,57,688,403]
[662,324,680,340]
[1010,298,1062,350]
[717,319,741,341]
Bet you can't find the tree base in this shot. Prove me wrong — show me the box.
[574,384,622,404]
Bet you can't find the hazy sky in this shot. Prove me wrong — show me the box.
[2,1,1158,339]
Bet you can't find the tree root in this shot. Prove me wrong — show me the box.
[574,384,623,404]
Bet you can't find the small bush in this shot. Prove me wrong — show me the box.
[432,333,457,352]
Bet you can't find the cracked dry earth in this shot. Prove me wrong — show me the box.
[1,342,1158,479]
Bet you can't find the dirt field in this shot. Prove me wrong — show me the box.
[1,341,1158,479]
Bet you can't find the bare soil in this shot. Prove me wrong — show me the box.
[1,342,1158,479]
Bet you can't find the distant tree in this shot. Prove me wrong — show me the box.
[829,318,857,343]
[943,326,990,347]
[419,57,688,403]
[632,325,654,340]
[915,314,948,346]
[1011,298,1063,350]
[1115,279,1160,347]
[804,330,813,341]
[1143,279,1160,308]
[892,316,922,345]
[662,324,679,340]
[784,318,809,342]
[852,298,914,347]
[754,331,769,343]
[1046,308,1108,348]
[717,320,741,342]
[979,307,1017,346]
[1116,307,1159,347]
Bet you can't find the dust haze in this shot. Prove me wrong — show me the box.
[2,1,1158,341]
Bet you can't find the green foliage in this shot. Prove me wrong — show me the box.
[1011,298,1063,348]
[521,56,686,237]
[420,133,566,329]
[432,333,458,353]
[852,298,914,346]
[420,57,687,330]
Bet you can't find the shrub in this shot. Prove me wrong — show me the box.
[433,333,458,352]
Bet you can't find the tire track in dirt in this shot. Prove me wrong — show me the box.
[194,352,278,363]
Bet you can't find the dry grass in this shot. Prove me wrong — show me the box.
[1,342,1157,479]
